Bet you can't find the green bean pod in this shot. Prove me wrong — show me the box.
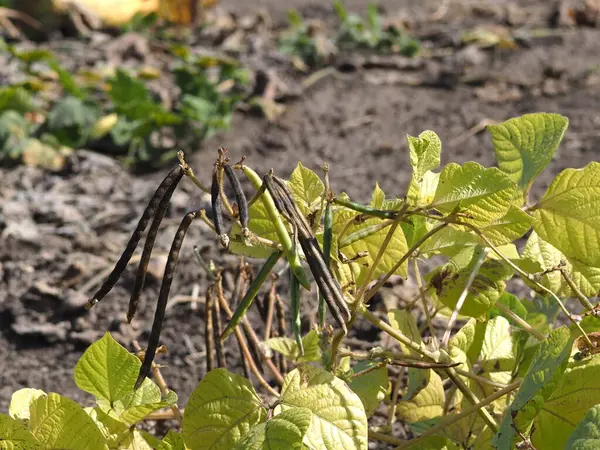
[241,166,311,291]
[319,201,333,327]
[334,198,400,219]
[290,270,304,355]
[339,219,394,248]
[220,251,283,341]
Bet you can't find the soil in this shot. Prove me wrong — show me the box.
[2,0,600,444]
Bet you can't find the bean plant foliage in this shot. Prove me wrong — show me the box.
[4,112,600,450]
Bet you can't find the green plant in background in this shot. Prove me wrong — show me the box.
[334,1,420,56]
[3,112,600,449]
[0,38,249,169]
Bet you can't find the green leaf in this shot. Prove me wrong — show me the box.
[404,435,459,450]
[408,130,441,181]
[0,413,39,449]
[396,370,444,423]
[29,393,107,450]
[492,327,572,449]
[278,364,368,450]
[522,231,600,298]
[157,431,187,450]
[532,353,600,449]
[265,329,321,363]
[532,162,600,267]
[489,292,528,324]
[0,87,36,114]
[74,332,140,403]
[9,388,45,422]
[232,408,312,450]
[46,96,99,147]
[488,113,568,193]
[432,162,517,226]
[183,368,267,450]
[481,206,532,245]
[479,316,515,385]
[428,247,513,318]
[288,163,325,218]
[88,406,130,448]
[348,361,388,417]
[565,404,600,450]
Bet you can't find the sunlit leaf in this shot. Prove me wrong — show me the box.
[349,361,388,417]
[9,388,45,422]
[278,364,368,450]
[288,163,324,218]
[396,370,444,423]
[0,413,38,449]
[264,329,321,363]
[183,369,267,450]
[533,162,600,267]
[29,393,107,450]
[565,404,600,450]
[232,408,311,450]
[488,113,568,193]
[433,162,517,226]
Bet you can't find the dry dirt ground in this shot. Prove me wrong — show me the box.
[1,0,600,441]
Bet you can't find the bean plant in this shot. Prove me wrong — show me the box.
[3,112,600,450]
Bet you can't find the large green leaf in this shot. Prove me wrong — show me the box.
[348,361,388,417]
[120,390,177,425]
[74,332,140,403]
[157,430,187,450]
[232,408,312,450]
[278,364,368,450]
[522,231,600,298]
[183,368,267,450]
[29,393,107,450]
[565,404,600,450]
[532,353,600,449]
[488,113,568,193]
[419,225,479,257]
[533,162,600,268]
[448,318,486,364]
[428,247,513,318]
[432,162,517,226]
[288,163,324,218]
[492,327,572,449]
[0,413,38,450]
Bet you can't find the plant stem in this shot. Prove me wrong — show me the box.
[178,151,210,193]
[364,222,449,303]
[560,269,594,310]
[495,301,545,341]
[396,380,521,449]
[333,197,401,219]
[413,259,438,350]
[454,368,512,388]
[442,247,489,347]
[369,430,406,446]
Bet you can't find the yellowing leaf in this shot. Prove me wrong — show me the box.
[279,364,368,450]
[480,317,514,385]
[522,231,600,298]
[388,309,422,356]
[232,408,311,450]
[408,170,440,207]
[264,330,321,364]
[0,413,38,450]
[183,369,267,450]
[433,162,517,226]
[408,130,441,181]
[9,388,45,422]
[533,162,600,268]
[396,370,444,423]
[74,332,140,403]
[29,393,107,450]
[488,113,568,193]
[288,163,324,218]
